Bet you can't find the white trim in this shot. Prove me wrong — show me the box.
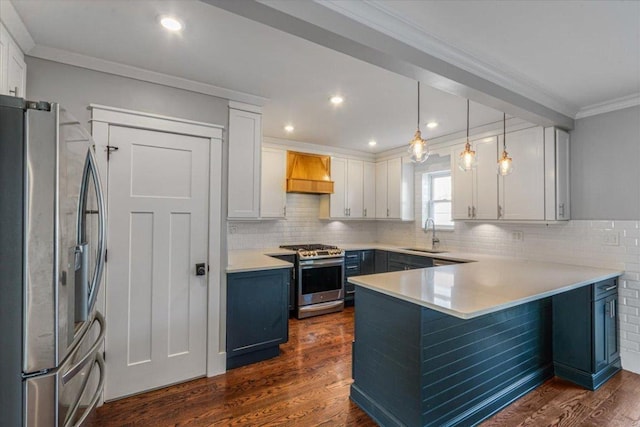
[0,1,35,53]
[317,0,579,119]
[28,44,269,106]
[575,93,640,119]
[228,100,262,114]
[89,104,224,139]
[621,349,640,375]
[263,136,376,161]
[90,105,226,378]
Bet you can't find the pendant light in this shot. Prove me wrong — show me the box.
[457,99,476,171]
[498,113,514,176]
[408,81,429,163]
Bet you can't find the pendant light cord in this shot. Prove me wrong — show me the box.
[466,99,470,140]
[417,81,420,129]
[503,113,507,150]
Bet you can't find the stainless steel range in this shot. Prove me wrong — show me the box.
[279,244,345,319]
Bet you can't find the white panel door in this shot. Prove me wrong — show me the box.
[260,147,287,218]
[474,137,498,220]
[499,127,545,220]
[375,161,388,218]
[347,159,363,218]
[451,146,474,220]
[228,108,261,218]
[105,125,209,400]
[386,158,402,219]
[330,157,347,218]
[363,161,376,219]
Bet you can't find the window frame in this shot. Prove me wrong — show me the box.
[422,170,454,231]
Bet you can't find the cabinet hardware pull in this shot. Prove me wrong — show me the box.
[9,86,18,96]
[604,285,617,291]
[387,208,390,217]
[611,300,616,318]
[283,206,286,216]
[498,205,503,219]
[558,203,564,218]
[364,208,367,217]
[472,206,476,218]
[468,206,471,218]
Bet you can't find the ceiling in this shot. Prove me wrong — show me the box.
[11,0,640,153]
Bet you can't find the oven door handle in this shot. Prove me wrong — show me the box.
[299,258,344,268]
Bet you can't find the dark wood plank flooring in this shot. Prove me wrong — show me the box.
[92,307,640,426]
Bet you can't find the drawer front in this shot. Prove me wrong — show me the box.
[345,263,361,277]
[593,278,618,300]
[345,251,360,263]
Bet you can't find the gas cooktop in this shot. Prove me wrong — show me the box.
[279,244,344,260]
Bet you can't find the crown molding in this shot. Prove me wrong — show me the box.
[316,0,579,119]
[575,93,640,120]
[27,44,270,106]
[0,0,35,52]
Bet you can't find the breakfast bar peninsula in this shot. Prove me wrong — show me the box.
[348,259,622,427]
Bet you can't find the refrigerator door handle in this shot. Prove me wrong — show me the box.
[74,243,89,322]
[62,311,105,385]
[63,352,105,427]
[77,148,107,318]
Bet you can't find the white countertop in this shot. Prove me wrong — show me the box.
[349,259,622,319]
[227,248,296,273]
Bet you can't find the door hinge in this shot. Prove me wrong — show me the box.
[106,145,119,161]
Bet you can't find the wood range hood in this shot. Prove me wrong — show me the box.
[286,151,334,194]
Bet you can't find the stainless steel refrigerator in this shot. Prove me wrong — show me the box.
[0,94,107,426]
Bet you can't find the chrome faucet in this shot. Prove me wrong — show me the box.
[424,218,440,250]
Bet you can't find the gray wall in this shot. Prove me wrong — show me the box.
[570,105,640,220]
[25,57,228,131]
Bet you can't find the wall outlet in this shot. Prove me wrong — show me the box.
[229,224,238,234]
[603,231,619,246]
[511,231,524,241]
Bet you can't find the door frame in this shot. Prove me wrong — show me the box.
[89,104,226,379]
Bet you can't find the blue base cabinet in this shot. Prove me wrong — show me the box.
[345,250,375,306]
[226,268,290,369]
[351,286,553,427]
[552,278,621,390]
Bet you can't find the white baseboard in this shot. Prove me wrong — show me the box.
[621,350,640,375]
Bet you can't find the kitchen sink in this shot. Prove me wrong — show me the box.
[401,248,447,254]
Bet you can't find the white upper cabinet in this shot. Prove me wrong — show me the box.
[320,157,366,219]
[363,161,376,219]
[227,106,262,219]
[452,126,568,223]
[451,137,498,220]
[498,127,545,220]
[375,157,414,220]
[260,147,287,219]
[1,23,26,98]
[544,128,571,221]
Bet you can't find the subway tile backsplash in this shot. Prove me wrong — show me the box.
[228,191,640,372]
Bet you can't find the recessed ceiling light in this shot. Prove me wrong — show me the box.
[426,121,438,129]
[368,140,377,147]
[330,95,344,105]
[284,125,294,133]
[160,16,183,32]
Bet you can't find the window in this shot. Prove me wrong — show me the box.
[422,171,453,229]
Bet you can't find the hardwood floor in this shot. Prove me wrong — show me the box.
[92,307,640,426]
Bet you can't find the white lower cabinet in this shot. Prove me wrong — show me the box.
[375,157,414,220]
[320,158,365,219]
[499,127,545,220]
[260,147,287,218]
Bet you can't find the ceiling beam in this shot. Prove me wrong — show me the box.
[203,0,574,130]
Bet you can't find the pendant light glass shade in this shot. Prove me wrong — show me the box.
[409,81,429,163]
[498,113,514,176]
[457,99,476,171]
